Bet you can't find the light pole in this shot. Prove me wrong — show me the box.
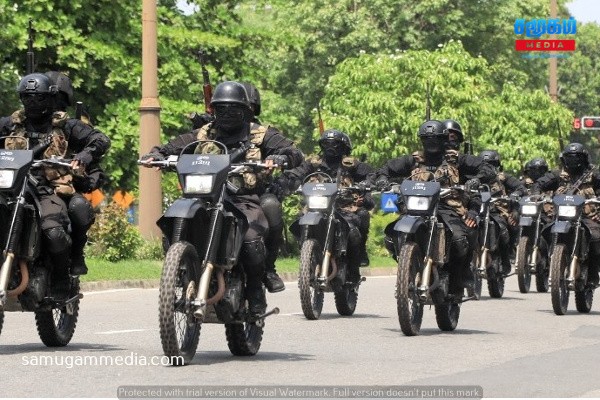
[138,0,162,239]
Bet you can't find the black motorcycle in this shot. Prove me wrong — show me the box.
[290,172,367,320]
[140,140,279,365]
[549,194,600,315]
[477,187,517,298]
[515,195,551,293]
[391,180,476,336]
[0,142,81,346]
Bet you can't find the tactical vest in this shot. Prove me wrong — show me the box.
[410,150,465,215]
[4,110,75,195]
[195,122,268,190]
[556,168,597,217]
[306,155,363,210]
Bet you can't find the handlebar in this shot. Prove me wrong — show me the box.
[32,157,75,170]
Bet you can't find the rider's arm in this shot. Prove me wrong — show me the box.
[65,119,111,165]
[504,173,527,197]
[458,153,495,184]
[151,132,198,158]
[531,170,559,194]
[262,127,304,169]
[367,155,414,186]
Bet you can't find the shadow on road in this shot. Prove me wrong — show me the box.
[185,350,315,366]
[0,342,124,355]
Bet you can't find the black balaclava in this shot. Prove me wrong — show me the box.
[214,104,247,133]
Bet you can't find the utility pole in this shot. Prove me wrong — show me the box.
[139,0,162,239]
[549,0,558,102]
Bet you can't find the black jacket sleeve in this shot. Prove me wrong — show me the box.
[531,170,560,194]
[261,127,304,169]
[504,173,527,197]
[65,119,111,164]
[149,132,198,157]
[367,155,414,185]
[458,154,496,184]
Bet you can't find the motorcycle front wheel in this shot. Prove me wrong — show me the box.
[158,241,201,365]
[550,243,569,315]
[0,310,4,338]
[516,236,532,294]
[487,256,505,298]
[396,241,424,336]
[334,284,358,316]
[35,277,80,347]
[298,239,325,320]
[469,248,483,300]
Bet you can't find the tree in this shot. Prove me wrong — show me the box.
[321,41,572,173]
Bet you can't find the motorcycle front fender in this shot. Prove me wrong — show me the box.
[299,211,323,226]
[394,215,424,234]
[157,198,205,236]
[519,216,534,227]
[551,220,572,234]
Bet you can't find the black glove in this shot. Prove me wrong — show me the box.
[375,176,389,190]
[265,154,289,168]
[509,192,521,202]
[357,181,370,192]
[465,178,480,192]
[73,151,93,167]
[189,112,215,130]
[140,152,165,162]
[466,209,479,221]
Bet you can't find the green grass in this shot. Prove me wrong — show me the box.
[83,255,397,282]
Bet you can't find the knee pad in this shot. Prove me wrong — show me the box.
[43,227,72,254]
[451,236,470,259]
[260,194,283,228]
[68,194,95,228]
[241,239,266,269]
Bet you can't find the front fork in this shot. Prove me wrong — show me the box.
[567,225,582,291]
[0,182,27,307]
[318,212,336,287]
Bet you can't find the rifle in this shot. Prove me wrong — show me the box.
[566,165,597,195]
[75,101,92,126]
[556,118,565,151]
[198,49,213,115]
[317,102,324,134]
[27,19,35,74]
[425,81,431,121]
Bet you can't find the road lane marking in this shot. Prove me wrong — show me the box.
[95,329,146,335]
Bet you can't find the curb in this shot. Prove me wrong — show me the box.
[80,267,396,292]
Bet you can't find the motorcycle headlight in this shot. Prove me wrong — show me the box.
[520,204,538,216]
[307,196,330,209]
[558,205,577,218]
[184,175,213,194]
[406,196,431,211]
[0,170,14,188]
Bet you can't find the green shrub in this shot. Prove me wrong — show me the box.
[87,202,144,262]
[135,239,165,260]
[367,211,398,257]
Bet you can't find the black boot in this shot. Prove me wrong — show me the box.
[245,285,267,318]
[49,251,71,299]
[263,224,285,293]
[70,230,88,275]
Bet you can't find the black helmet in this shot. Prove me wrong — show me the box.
[319,129,352,158]
[242,82,261,116]
[560,142,590,173]
[210,81,252,131]
[480,150,501,168]
[418,120,447,157]
[17,73,57,119]
[44,71,74,108]
[524,158,548,181]
[210,81,251,110]
[441,119,464,143]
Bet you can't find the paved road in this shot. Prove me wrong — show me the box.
[2,275,600,398]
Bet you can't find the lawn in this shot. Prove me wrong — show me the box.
[83,255,396,282]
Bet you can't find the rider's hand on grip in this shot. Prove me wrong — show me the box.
[464,209,478,228]
[465,178,480,192]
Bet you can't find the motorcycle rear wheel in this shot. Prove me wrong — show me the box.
[35,277,80,347]
[225,320,263,356]
[575,286,594,313]
[435,302,460,331]
[516,237,532,294]
[550,243,569,315]
[158,241,201,366]
[396,242,424,336]
[535,264,550,293]
[299,239,324,320]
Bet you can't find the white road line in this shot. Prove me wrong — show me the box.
[95,329,146,335]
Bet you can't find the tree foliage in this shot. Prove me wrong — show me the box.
[321,41,572,173]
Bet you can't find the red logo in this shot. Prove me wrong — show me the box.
[515,40,576,51]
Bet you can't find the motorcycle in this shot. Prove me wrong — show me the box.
[391,180,477,336]
[290,171,367,320]
[515,195,552,293]
[477,186,517,298]
[548,194,600,315]
[0,140,82,346]
[139,140,279,365]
